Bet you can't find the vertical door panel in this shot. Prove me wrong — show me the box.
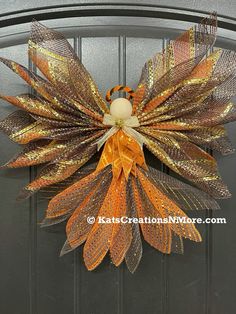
[0,44,30,314]
[211,122,236,314]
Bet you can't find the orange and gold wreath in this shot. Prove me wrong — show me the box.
[1,14,236,272]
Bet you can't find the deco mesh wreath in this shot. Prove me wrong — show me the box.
[0,14,236,272]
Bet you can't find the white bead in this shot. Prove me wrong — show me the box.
[110,98,133,120]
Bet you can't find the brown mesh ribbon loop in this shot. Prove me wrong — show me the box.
[106,85,135,104]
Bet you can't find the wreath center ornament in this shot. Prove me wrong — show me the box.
[97,86,148,180]
[97,86,146,151]
[110,97,133,120]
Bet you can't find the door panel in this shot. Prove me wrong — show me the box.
[0,44,30,314]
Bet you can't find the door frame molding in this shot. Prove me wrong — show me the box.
[0,4,235,49]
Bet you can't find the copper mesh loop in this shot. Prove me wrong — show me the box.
[139,166,220,211]
[140,133,231,199]
[30,20,108,116]
[125,178,143,273]
[0,110,34,137]
[56,164,213,269]
[133,13,218,114]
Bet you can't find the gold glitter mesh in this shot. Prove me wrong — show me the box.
[83,178,118,270]
[125,179,143,273]
[141,134,231,199]
[139,166,220,211]
[133,13,217,114]
[0,110,34,136]
[29,20,108,116]
[45,166,113,243]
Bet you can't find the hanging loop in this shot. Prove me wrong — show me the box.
[105,85,135,104]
